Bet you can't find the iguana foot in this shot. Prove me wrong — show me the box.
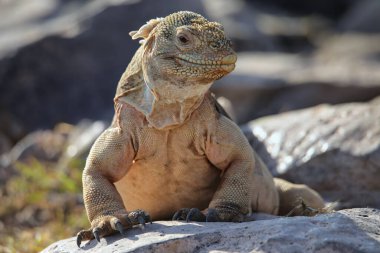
[172,207,245,222]
[76,209,151,247]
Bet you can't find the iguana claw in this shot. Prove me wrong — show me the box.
[93,229,101,242]
[137,215,146,230]
[115,221,127,236]
[76,234,82,248]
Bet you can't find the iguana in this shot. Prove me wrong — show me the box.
[76,11,325,247]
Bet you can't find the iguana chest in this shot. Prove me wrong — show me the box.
[114,111,220,220]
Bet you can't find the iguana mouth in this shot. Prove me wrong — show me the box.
[175,54,236,72]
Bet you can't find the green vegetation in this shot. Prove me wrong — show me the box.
[0,158,88,253]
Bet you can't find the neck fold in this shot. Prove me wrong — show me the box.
[116,83,208,130]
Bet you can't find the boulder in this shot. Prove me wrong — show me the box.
[42,208,380,253]
[245,0,356,19]
[339,0,380,33]
[0,132,11,155]
[243,97,380,209]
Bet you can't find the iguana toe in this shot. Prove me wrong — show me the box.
[127,209,152,229]
[172,208,206,222]
[115,221,127,235]
[186,208,206,222]
[205,208,220,222]
[76,229,94,247]
[172,208,190,221]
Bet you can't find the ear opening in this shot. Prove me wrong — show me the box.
[129,17,163,41]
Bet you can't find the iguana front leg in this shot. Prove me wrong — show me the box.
[174,116,254,222]
[76,127,150,247]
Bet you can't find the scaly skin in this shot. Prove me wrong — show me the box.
[76,11,325,247]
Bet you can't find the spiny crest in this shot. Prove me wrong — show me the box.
[158,11,224,39]
[163,11,207,28]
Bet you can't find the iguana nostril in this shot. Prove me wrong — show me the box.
[221,54,237,65]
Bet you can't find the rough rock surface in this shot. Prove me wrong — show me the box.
[42,208,380,253]
[243,97,380,209]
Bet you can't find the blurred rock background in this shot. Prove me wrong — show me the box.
[0,0,379,252]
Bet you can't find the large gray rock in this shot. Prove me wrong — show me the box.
[0,0,134,57]
[243,97,380,209]
[339,0,380,33]
[0,132,11,155]
[245,0,356,19]
[42,208,380,253]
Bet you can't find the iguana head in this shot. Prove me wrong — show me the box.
[130,11,237,87]
[116,11,236,129]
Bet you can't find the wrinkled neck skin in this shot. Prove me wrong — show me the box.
[117,49,213,130]
[142,79,211,130]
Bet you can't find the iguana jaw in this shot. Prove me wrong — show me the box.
[175,53,236,73]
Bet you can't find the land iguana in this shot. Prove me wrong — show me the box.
[76,11,325,247]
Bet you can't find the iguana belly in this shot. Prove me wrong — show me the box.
[115,156,220,220]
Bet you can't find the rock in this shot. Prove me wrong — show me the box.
[41,208,380,253]
[245,0,356,19]
[0,0,129,57]
[0,132,11,155]
[212,34,380,123]
[339,0,380,33]
[243,97,380,209]
[0,111,25,145]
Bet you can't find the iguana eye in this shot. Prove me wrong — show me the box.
[210,42,219,49]
[178,35,189,44]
